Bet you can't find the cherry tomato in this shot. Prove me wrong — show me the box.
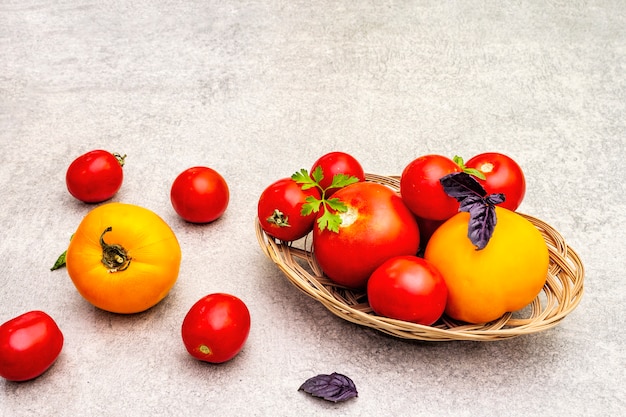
[0,311,64,381]
[367,256,448,325]
[66,150,125,203]
[313,182,420,289]
[170,166,230,223]
[400,154,462,221]
[181,293,251,364]
[310,152,366,196]
[258,178,322,241]
[464,152,526,211]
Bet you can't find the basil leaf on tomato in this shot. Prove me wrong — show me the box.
[440,172,505,250]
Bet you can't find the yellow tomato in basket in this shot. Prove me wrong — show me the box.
[423,207,549,324]
[66,203,182,314]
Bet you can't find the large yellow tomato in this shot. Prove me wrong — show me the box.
[66,203,181,314]
[424,207,549,324]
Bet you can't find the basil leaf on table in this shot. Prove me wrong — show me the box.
[299,372,358,403]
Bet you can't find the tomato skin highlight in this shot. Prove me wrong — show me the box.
[181,293,251,364]
[170,166,230,223]
[464,152,526,211]
[0,311,64,382]
[424,207,549,324]
[313,182,420,290]
[66,150,124,203]
[257,178,321,241]
[400,154,462,221]
[367,256,448,325]
[310,151,366,196]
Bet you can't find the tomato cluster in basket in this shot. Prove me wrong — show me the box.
[1,150,250,383]
[258,151,549,327]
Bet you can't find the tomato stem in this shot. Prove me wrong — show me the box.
[113,153,127,167]
[266,209,291,228]
[100,227,132,272]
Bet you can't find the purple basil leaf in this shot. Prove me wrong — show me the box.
[440,172,487,200]
[440,171,502,250]
[485,192,506,206]
[467,201,497,250]
[299,372,358,403]
[458,194,484,213]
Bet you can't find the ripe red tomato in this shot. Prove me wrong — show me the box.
[181,293,251,364]
[464,152,526,211]
[258,178,322,241]
[66,150,125,203]
[0,311,64,381]
[416,216,445,251]
[400,154,462,221]
[367,256,448,325]
[170,166,230,223]
[310,151,366,196]
[313,182,420,289]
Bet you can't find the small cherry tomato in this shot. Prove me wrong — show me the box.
[181,293,251,364]
[258,178,322,241]
[66,150,125,203]
[367,256,448,325]
[313,182,420,289]
[170,166,230,223]
[400,154,462,221]
[310,152,366,196]
[0,311,64,381]
[464,152,526,211]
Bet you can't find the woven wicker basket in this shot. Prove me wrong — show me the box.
[256,174,584,341]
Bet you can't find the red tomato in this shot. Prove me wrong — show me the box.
[170,167,230,223]
[464,152,526,211]
[416,216,445,251]
[367,256,448,325]
[310,152,366,196]
[181,293,251,364]
[258,178,322,241]
[400,155,462,221]
[66,150,125,203]
[0,311,64,381]
[313,182,420,289]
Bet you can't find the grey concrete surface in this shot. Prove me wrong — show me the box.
[1,1,624,416]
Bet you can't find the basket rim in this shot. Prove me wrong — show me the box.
[256,174,585,341]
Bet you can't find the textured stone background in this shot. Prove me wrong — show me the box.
[1,1,624,416]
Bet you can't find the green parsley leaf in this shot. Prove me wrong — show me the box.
[310,165,324,183]
[329,173,360,189]
[325,197,348,212]
[301,195,322,216]
[291,167,360,233]
[291,169,318,190]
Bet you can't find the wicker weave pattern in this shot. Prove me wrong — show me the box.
[256,174,584,341]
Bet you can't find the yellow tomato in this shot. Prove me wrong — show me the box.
[424,207,549,324]
[66,203,181,314]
